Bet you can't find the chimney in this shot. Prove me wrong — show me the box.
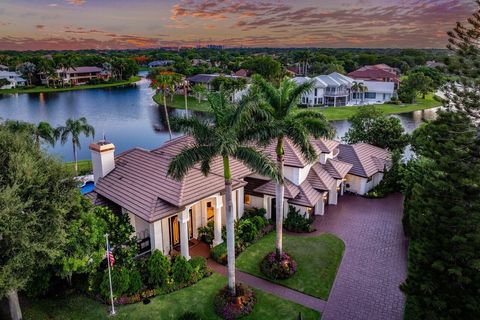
[89,140,115,183]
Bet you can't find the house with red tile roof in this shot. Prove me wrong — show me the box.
[86,135,390,259]
[348,64,400,88]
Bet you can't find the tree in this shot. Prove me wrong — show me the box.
[191,83,208,103]
[4,120,57,147]
[401,111,480,319]
[398,72,434,103]
[343,106,409,152]
[243,56,281,82]
[0,125,79,320]
[351,81,368,105]
[249,75,333,255]
[167,90,279,296]
[446,0,480,121]
[151,73,179,139]
[16,62,36,86]
[56,117,95,174]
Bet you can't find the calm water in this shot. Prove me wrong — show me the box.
[0,72,438,161]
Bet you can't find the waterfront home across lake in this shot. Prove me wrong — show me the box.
[86,135,390,259]
[40,66,111,86]
[294,72,396,107]
[0,71,26,89]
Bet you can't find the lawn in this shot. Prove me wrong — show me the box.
[155,92,442,120]
[65,160,92,175]
[236,232,345,300]
[153,93,212,113]
[0,76,141,94]
[22,274,320,320]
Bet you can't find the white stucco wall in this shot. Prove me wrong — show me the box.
[284,163,313,186]
[345,174,367,195]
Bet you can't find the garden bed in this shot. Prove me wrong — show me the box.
[236,232,345,300]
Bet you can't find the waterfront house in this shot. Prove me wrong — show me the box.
[0,71,26,89]
[348,64,400,88]
[148,60,174,68]
[41,66,110,86]
[293,72,396,107]
[0,64,8,71]
[86,135,390,259]
[187,73,249,102]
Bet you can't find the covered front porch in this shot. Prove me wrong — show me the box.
[130,187,245,260]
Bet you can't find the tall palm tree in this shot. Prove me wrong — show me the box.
[4,120,56,147]
[248,75,333,255]
[351,81,368,105]
[151,74,175,140]
[56,118,95,174]
[167,91,280,296]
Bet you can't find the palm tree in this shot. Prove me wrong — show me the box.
[249,75,333,256]
[351,82,368,105]
[192,83,208,103]
[167,91,280,296]
[151,74,175,140]
[56,118,95,174]
[4,120,56,147]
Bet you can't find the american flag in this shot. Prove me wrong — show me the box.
[106,244,115,267]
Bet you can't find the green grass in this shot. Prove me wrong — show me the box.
[153,93,212,112]
[236,232,345,300]
[317,94,442,121]
[22,274,320,320]
[155,93,441,120]
[0,76,141,94]
[65,160,92,175]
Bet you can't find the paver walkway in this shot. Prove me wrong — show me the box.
[315,193,407,320]
[207,259,327,313]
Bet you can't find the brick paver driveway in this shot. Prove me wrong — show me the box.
[316,193,407,320]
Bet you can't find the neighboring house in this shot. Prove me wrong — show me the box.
[294,72,396,107]
[148,60,174,68]
[0,64,8,71]
[234,69,250,77]
[187,73,250,102]
[0,71,27,89]
[41,66,110,86]
[348,64,400,88]
[191,59,211,67]
[85,135,390,259]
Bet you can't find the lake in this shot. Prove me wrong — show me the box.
[0,72,438,161]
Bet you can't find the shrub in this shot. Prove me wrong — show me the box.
[237,219,258,245]
[172,255,194,285]
[242,207,266,220]
[100,267,130,299]
[128,268,143,295]
[214,283,256,320]
[178,312,203,320]
[146,250,170,288]
[211,242,228,265]
[189,256,208,280]
[197,220,214,245]
[260,251,297,280]
[250,215,267,231]
[284,206,315,233]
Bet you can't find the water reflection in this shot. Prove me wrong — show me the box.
[0,72,439,161]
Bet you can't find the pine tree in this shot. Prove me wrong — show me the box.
[401,112,480,319]
[446,0,480,121]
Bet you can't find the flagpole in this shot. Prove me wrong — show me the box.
[105,234,116,316]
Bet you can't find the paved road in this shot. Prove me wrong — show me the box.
[316,193,407,320]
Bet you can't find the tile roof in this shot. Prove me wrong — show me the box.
[337,143,390,178]
[307,163,336,191]
[288,179,324,207]
[59,66,103,74]
[94,136,250,223]
[323,159,353,179]
[253,178,300,199]
[311,138,340,154]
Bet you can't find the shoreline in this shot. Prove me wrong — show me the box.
[0,76,141,95]
[153,92,443,121]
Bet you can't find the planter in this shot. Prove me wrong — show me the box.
[260,251,297,280]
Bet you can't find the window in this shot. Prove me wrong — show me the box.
[244,194,251,206]
[364,92,376,99]
[207,202,214,222]
[314,88,318,96]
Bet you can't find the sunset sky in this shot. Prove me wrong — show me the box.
[0,0,475,50]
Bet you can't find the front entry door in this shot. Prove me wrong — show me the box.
[169,216,180,247]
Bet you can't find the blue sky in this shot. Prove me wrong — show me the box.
[0,0,475,50]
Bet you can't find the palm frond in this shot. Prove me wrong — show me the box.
[285,120,318,163]
[170,116,213,145]
[293,110,335,139]
[234,146,282,182]
[167,145,217,180]
[252,75,281,111]
[285,80,315,113]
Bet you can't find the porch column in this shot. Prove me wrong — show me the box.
[213,195,223,246]
[149,219,163,253]
[237,187,245,219]
[179,207,191,260]
[340,181,345,196]
[334,96,336,107]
